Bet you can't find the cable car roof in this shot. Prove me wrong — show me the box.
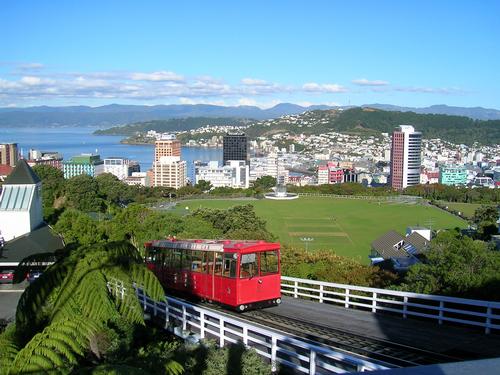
[148,239,279,252]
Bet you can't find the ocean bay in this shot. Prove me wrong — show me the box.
[0,126,222,180]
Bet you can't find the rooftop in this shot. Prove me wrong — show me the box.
[3,159,41,185]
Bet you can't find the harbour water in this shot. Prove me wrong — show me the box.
[0,127,222,181]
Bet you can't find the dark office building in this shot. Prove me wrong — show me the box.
[223,133,248,164]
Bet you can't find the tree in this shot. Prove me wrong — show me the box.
[65,174,104,212]
[194,180,213,193]
[96,173,133,209]
[0,241,181,374]
[252,176,276,190]
[472,205,499,240]
[54,209,106,246]
[400,230,500,300]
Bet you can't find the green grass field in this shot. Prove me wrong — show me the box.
[172,197,467,264]
[437,201,493,219]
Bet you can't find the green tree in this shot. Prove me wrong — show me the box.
[0,241,181,374]
[472,205,499,240]
[96,173,133,209]
[400,230,500,300]
[252,176,276,190]
[54,209,106,246]
[65,174,104,212]
[194,180,213,193]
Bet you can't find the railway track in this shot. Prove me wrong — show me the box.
[188,299,462,368]
[241,308,462,368]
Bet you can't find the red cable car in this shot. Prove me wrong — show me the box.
[145,239,282,311]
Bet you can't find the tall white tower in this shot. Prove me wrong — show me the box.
[390,125,422,190]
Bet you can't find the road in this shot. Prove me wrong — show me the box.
[0,282,27,322]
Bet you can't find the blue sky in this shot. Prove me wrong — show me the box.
[1,0,499,108]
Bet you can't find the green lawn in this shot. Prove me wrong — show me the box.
[171,197,467,264]
[437,201,492,219]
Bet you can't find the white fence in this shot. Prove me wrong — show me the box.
[133,288,389,374]
[281,276,500,334]
[296,193,421,202]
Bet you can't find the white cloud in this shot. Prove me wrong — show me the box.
[352,78,389,86]
[241,78,269,86]
[18,62,44,71]
[302,82,347,93]
[20,76,43,86]
[130,71,184,82]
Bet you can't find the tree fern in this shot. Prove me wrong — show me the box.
[9,317,99,374]
[0,324,19,375]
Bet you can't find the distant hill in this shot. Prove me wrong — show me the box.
[1,103,499,128]
[363,104,500,121]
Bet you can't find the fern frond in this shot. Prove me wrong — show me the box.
[0,324,19,375]
[9,317,99,374]
[130,263,165,302]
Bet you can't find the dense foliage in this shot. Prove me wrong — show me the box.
[399,230,500,301]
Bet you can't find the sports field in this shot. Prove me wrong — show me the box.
[171,197,467,264]
[437,201,491,219]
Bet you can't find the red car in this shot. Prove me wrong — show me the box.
[0,269,15,284]
[145,239,282,311]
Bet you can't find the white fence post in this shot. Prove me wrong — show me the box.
[372,292,377,313]
[271,336,277,372]
[219,319,224,347]
[200,311,205,339]
[243,326,248,346]
[319,285,324,303]
[309,350,317,375]
[153,301,157,316]
[165,303,170,325]
[294,281,298,298]
[182,305,187,331]
[345,288,350,308]
[486,307,492,334]
[438,301,444,325]
[403,296,408,319]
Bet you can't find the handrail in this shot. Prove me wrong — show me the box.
[107,281,390,374]
[281,276,500,334]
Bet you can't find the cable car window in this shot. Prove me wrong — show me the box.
[240,253,257,278]
[222,253,237,278]
[214,252,223,276]
[172,250,182,269]
[181,249,191,270]
[204,252,213,274]
[260,250,279,275]
[191,250,203,272]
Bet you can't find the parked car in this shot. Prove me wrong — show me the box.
[27,271,43,283]
[0,269,15,284]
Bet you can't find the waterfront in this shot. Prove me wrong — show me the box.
[0,127,222,180]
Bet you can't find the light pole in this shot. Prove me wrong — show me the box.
[300,237,314,252]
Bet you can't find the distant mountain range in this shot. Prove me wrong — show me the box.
[0,103,499,127]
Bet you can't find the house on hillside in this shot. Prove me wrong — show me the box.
[369,227,431,272]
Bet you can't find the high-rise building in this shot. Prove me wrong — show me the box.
[153,135,186,188]
[0,143,19,167]
[223,133,248,165]
[390,125,422,190]
[195,160,249,189]
[63,154,104,179]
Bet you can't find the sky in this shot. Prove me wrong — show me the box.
[1,0,499,109]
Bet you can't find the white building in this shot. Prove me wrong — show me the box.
[390,125,422,190]
[250,154,289,184]
[0,160,43,242]
[103,157,140,180]
[124,172,150,187]
[195,160,249,189]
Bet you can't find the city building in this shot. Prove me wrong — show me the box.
[27,150,63,169]
[249,154,289,184]
[317,162,357,184]
[0,164,13,182]
[439,165,467,185]
[153,135,186,188]
[124,172,150,187]
[390,125,422,190]
[195,160,250,189]
[0,143,19,167]
[223,133,248,165]
[62,154,104,179]
[103,157,140,180]
[0,160,43,242]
